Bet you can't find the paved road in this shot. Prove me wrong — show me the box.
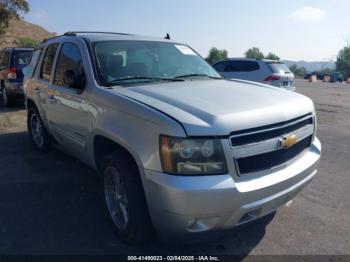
[0,80,349,256]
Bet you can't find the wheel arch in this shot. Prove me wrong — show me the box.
[93,134,141,175]
[26,98,37,110]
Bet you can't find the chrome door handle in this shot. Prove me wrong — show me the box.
[48,94,57,103]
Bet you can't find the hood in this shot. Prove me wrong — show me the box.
[110,79,314,136]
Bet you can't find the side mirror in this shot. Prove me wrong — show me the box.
[63,69,85,89]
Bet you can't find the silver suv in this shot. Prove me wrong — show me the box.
[213,59,295,91]
[24,32,321,244]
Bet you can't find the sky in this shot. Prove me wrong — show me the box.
[24,0,350,61]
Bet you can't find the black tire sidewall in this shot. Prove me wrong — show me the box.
[27,107,50,151]
[2,86,15,107]
[101,152,154,244]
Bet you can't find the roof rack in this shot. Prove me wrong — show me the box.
[41,34,64,43]
[63,31,133,36]
[41,31,133,44]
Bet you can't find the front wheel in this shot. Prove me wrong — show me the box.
[27,107,51,151]
[101,152,154,244]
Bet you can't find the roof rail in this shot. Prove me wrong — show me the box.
[63,31,133,36]
[41,34,64,43]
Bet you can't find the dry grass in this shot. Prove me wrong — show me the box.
[0,18,55,49]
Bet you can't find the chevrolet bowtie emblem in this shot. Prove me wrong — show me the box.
[279,134,297,149]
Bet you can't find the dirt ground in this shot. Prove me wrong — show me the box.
[0,79,349,257]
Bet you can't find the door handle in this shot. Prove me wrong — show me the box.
[48,94,57,103]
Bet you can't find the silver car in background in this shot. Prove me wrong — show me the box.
[213,59,295,91]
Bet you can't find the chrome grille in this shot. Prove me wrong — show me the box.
[230,114,314,175]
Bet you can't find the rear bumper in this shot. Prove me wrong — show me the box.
[269,82,296,91]
[142,137,321,240]
[5,82,23,95]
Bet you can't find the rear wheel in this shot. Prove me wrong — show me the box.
[101,152,154,244]
[27,106,51,151]
[1,85,16,107]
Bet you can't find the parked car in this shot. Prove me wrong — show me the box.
[24,32,321,244]
[0,47,33,106]
[213,59,295,91]
[330,72,343,83]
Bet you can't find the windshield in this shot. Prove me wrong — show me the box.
[14,51,33,68]
[267,62,291,74]
[92,40,221,85]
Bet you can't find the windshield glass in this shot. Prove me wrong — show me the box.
[268,62,291,74]
[92,41,221,85]
[14,51,33,68]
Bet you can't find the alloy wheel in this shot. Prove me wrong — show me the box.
[30,113,44,147]
[104,166,129,229]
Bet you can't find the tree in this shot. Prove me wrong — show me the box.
[206,47,228,65]
[290,64,307,77]
[14,37,39,48]
[265,52,280,61]
[245,47,264,59]
[0,0,29,35]
[336,46,350,79]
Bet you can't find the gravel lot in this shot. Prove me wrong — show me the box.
[0,79,349,257]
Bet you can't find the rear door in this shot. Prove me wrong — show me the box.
[46,42,90,155]
[34,43,59,125]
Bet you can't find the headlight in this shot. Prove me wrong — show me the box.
[159,135,228,175]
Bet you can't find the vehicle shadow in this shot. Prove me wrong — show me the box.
[0,100,25,111]
[0,130,273,256]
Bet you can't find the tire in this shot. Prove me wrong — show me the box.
[27,106,51,151]
[1,85,16,107]
[101,151,154,244]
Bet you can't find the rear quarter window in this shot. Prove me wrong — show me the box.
[14,51,33,68]
[267,63,291,73]
[225,60,260,72]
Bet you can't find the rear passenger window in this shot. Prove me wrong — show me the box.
[53,43,84,88]
[225,61,260,72]
[40,43,59,81]
[213,62,226,72]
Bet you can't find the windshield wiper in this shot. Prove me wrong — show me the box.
[109,76,184,83]
[175,73,222,79]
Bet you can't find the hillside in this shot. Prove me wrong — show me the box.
[283,60,336,73]
[0,18,55,49]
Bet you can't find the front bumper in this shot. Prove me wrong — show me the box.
[142,137,321,240]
